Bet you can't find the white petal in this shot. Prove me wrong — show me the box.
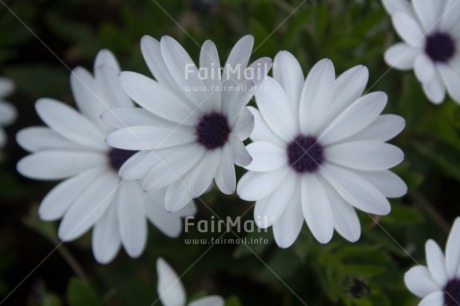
[245,141,286,172]
[255,77,297,142]
[165,180,194,213]
[356,170,407,198]
[329,65,369,122]
[94,49,120,71]
[404,266,440,298]
[446,217,460,278]
[301,175,334,244]
[233,107,254,140]
[326,142,404,171]
[160,36,207,107]
[319,92,387,145]
[273,51,304,112]
[215,144,236,194]
[17,150,106,180]
[438,64,460,104]
[451,54,460,74]
[419,291,444,306]
[100,107,160,130]
[35,98,106,150]
[414,54,436,83]
[425,239,448,286]
[223,35,254,83]
[254,173,295,228]
[244,57,272,85]
[237,166,289,201]
[175,201,197,217]
[141,36,180,92]
[384,43,419,70]
[145,189,183,237]
[392,12,425,47]
[0,101,17,126]
[118,72,195,125]
[299,59,335,135]
[228,133,252,167]
[189,296,225,306]
[117,182,147,258]
[118,150,153,180]
[58,172,119,241]
[413,0,445,32]
[70,67,106,124]
[422,73,446,104]
[142,145,205,191]
[222,80,254,124]
[156,258,186,306]
[320,164,391,215]
[272,185,303,248]
[0,77,15,98]
[164,151,219,212]
[106,125,194,150]
[247,106,284,147]
[347,114,405,142]
[16,127,83,152]
[92,204,121,264]
[184,150,220,198]
[441,0,460,32]
[95,65,133,109]
[199,40,222,111]
[323,182,361,242]
[38,167,105,221]
[0,129,5,148]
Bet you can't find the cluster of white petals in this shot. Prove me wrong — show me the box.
[16,50,195,264]
[404,217,460,306]
[383,0,460,104]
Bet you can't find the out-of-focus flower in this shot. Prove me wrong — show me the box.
[382,0,460,104]
[17,50,195,264]
[404,217,460,306]
[156,258,224,306]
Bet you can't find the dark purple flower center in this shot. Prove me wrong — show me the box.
[108,148,137,172]
[196,112,230,150]
[287,135,324,173]
[445,279,460,306]
[425,32,456,63]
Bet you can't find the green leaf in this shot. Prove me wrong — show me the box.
[233,230,273,258]
[414,141,460,183]
[5,64,70,98]
[341,264,386,278]
[381,205,424,226]
[225,295,242,306]
[23,204,57,242]
[66,278,102,306]
[41,293,62,306]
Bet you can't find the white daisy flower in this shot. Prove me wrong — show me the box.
[105,35,271,213]
[16,49,195,264]
[237,52,407,247]
[156,258,224,306]
[382,0,460,104]
[404,217,460,306]
[0,77,17,148]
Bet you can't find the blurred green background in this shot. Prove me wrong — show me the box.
[1,0,460,305]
